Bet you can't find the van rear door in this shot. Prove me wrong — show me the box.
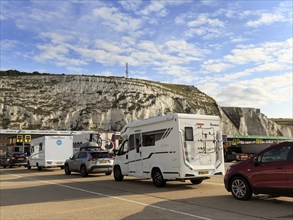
[183,120,224,175]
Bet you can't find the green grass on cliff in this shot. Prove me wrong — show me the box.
[272,118,293,126]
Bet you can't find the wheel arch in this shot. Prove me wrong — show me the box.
[151,167,162,178]
[228,174,252,192]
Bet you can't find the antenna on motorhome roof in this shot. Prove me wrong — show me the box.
[125,62,128,78]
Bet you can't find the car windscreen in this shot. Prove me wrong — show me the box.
[90,152,111,158]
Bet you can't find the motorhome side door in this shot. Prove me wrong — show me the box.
[128,133,143,177]
[135,133,143,177]
[116,140,129,175]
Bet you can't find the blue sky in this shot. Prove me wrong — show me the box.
[1,0,292,118]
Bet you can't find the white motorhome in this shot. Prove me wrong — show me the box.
[28,136,73,171]
[113,113,225,187]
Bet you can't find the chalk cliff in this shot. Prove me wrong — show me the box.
[1,72,292,137]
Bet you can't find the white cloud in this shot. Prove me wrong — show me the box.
[201,38,293,80]
[0,40,20,50]
[137,0,186,17]
[92,7,142,32]
[183,14,226,39]
[188,14,224,28]
[201,72,292,108]
[138,1,166,16]
[201,60,232,73]
[200,0,219,7]
[246,13,285,28]
[154,65,191,77]
[95,40,122,53]
[119,0,143,11]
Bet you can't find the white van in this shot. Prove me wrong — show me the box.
[28,136,73,171]
[113,113,225,187]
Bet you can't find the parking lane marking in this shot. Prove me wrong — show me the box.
[1,171,212,220]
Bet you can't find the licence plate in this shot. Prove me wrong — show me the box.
[18,158,24,160]
[199,170,209,175]
[56,162,63,165]
[99,160,107,164]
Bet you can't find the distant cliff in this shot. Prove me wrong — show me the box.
[1,71,292,137]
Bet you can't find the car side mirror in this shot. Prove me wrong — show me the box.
[253,157,260,166]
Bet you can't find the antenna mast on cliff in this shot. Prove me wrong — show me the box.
[125,62,128,78]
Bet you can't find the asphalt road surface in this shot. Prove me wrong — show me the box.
[0,166,292,220]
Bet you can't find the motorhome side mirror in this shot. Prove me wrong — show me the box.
[113,150,119,156]
[70,156,74,160]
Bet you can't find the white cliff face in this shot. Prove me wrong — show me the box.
[1,74,219,131]
[1,73,292,137]
[221,107,293,137]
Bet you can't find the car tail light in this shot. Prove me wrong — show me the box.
[88,157,96,161]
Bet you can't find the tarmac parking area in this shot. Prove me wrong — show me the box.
[0,167,292,220]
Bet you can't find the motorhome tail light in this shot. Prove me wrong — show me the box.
[197,122,204,126]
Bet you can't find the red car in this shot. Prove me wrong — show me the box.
[224,142,293,200]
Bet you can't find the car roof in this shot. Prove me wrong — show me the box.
[78,148,109,153]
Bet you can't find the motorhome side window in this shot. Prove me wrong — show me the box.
[154,129,166,141]
[129,135,135,151]
[135,133,142,153]
[142,129,165,146]
[142,133,155,146]
[185,127,194,141]
[39,143,43,151]
[119,140,129,155]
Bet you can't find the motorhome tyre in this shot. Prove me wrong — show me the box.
[114,166,124,181]
[27,162,31,170]
[152,168,166,187]
[37,163,42,171]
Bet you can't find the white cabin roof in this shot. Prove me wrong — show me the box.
[120,113,219,133]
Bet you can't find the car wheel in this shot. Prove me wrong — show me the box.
[230,176,252,200]
[80,165,88,177]
[105,171,112,175]
[27,162,31,170]
[64,164,71,175]
[190,179,203,185]
[113,166,124,181]
[152,168,166,187]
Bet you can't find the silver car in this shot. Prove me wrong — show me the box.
[64,148,114,177]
